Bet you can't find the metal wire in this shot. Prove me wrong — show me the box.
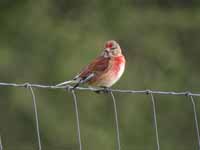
[0,82,200,97]
[189,95,200,150]
[110,91,121,150]
[149,93,160,150]
[71,90,82,150]
[28,85,42,150]
[1,82,200,150]
[0,136,3,150]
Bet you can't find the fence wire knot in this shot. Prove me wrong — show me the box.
[185,91,191,96]
[23,82,31,88]
[64,85,74,92]
[146,89,152,95]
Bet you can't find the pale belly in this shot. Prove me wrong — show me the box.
[90,62,125,87]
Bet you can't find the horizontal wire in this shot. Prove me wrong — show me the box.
[0,82,200,96]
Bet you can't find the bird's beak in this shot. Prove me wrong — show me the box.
[104,48,110,53]
[102,48,111,57]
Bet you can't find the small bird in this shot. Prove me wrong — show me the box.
[56,40,126,90]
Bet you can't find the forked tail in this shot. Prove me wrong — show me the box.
[56,73,94,88]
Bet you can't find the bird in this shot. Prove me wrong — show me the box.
[56,40,126,91]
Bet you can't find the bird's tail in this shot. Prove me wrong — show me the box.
[55,80,77,87]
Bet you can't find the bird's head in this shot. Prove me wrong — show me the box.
[102,40,122,57]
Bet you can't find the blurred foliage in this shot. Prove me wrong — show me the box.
[0,0,200,149]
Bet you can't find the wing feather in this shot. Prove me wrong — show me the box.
[78,56,110,79]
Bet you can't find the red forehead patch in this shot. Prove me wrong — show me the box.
[105,42,113,48]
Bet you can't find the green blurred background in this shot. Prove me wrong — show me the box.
[0,0,200,149]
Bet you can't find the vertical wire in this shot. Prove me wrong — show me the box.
[28,86,42,150]
[150,93,160,150]
[0,136,3,150]
[71,90,82,150]
[189,95,200,150]
[110,91,121,150]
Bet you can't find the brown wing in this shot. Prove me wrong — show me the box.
[78,56,110,79]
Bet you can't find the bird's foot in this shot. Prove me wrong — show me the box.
[94,87,111,94]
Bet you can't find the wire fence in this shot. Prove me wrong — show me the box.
[0,82,200,150]
[0,135,3,150]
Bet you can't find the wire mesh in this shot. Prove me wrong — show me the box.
[149,93,160,150]
[0,136,3,150]
[28,85,42,150]
[189,95,200,150]
[0,82,200,150]
[71,90,82,150]
[110,91,121,150]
